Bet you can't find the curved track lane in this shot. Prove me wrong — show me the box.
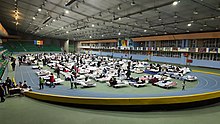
[15,66,220,98]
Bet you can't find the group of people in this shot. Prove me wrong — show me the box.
[0,77,32,102]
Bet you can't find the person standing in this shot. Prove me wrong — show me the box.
[49,73,55,88]
[39,77,44,90]
[56,66,60,78]
[117,68,121,77]
[0,85,5,102]
[182,79,186,91]
[11,59,16,71]
[126,69,131,79]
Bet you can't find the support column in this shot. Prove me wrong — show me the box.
[64,39,69,53]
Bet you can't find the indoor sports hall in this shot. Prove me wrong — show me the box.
[0,0,220,124]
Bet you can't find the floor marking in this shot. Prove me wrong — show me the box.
[193,70,220,76]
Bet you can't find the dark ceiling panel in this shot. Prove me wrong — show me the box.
[0,0,219,40]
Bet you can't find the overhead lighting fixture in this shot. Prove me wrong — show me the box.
[118,17,121,20]
[217,3,220,10]
[200,28,203,31]
[145,18,149,23]
[118,32,121,35]
[102,34,104,37]
[65,0,77,7]
[117,4,121,10]
[38,8,42,12]
[99,12,102,17]
[66,31,69,34]
[91,24,95,27]
[33,16,36,20]
[193,8,198,15]
[144,29,147,32]
[53,19,56,22]
[89,36,92,38]
[203,22,207,27]
[75,2,79,8]
[174,12,178,18]
[172,1,180,6]
[131,0,136,6]
[187,23,192,27]
[65,10,69,14]
[158,16,162,21]
[46,24,48,26]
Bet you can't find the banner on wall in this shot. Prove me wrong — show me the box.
[198,48,206,53]
[117,38,134,49]
[189,48,196,52]
[209,48,218,53]
[34,40,43,45]
[172,47,178,51]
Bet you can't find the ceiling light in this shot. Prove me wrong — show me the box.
[203,22,207,27]
[217,3,220,10]
[46,24,48,26]
[118,17,121,20]
[53,19,56,22]
[33,17,36,20]
[200,28,203,31]
[66,31,69,33]
[186,30,189,32]
[75,3,79,8]
[102,34,104,37]
[16,22,19,25]
[144,29,147,32]
[174,12,178,18]
[131,0,136,6]
[193,9,198,15]
[117,4,121,10]
[145,18,148,23]
[65,10,69,14]
[118,32,121,35]
[89,36,92,38]
[172,1,180,6]
[92,24,95,27]
[38,8,42,12]
[187,23,192,27]
[158,16,162,21]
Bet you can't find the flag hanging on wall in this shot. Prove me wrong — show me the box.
[34,40,43,45]
[117,38,134,49]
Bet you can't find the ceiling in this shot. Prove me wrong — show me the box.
[0,0,219,41]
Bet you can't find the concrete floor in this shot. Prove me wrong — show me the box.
[1,96,220,124]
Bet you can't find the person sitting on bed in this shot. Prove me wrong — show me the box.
[109,77,117,87]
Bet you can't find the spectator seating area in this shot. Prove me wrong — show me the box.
[3,40,61,52]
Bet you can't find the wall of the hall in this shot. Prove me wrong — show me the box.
[85,50,220,69]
